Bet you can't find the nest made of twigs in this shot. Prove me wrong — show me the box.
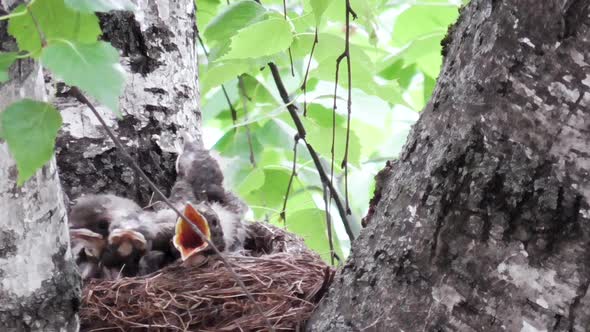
[81,223,334,331]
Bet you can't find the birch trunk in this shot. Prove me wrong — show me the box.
[308,0,590,331]
[53,0,200,205]
[0,1,80,330]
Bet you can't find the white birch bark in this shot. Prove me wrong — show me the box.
[53,0,201,205]
[0,1,80,330]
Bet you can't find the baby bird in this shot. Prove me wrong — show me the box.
[68,194,144,280]
[170,134,248,263]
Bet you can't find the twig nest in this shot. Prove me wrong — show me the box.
[81,223,334,331]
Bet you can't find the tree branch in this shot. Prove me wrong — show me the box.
[267,62,355,241]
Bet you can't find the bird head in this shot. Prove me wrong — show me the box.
[173,203,224,261]
[69,228,106,259]
[68,194,143,271]
[68,194,143,236]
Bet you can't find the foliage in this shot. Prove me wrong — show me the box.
[1,0,126,184]
[197,0,462,261]
[0,0,462,262]
[0,99,62,185]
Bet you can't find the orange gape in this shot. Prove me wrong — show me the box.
[173,203,211,261]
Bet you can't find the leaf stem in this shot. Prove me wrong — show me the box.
[0,0,36,21]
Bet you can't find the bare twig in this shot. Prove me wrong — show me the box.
[282,0,294,77]
[340,0,357,215]
[301,29,319,117]
[331,1,357,215]
[237,75,257,166]
[69,87,274,332]
[305,142,354,241]
[280,135,300,225]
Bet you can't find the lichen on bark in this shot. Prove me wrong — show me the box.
[308,0,590,331]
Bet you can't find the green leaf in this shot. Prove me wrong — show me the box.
[1,100,62,185]
[298,104,362,166]
[257,119,295,149]
[8,0,101,55]
[392,5,458,46]
[204,0,267,43]
[64,0,137,12]
[280,208,343,263]
[201,61,250,93]
[41,41,125,114]
[237,167,265,195]
[310,0,334,25]
[221,19,293,60]
[378,58,417,87]
[196,0,222,29]
[213,126,263,159]
[0,52,18,83]
[201,79,239,123]
[245,168,292,209]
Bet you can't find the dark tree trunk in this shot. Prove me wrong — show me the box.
[308,0,590,331]
[53,1,200,206]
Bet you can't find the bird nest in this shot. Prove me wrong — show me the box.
[80,223,334,331]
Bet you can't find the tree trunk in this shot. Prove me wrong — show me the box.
[54,0,200,205]
[0,2,80,330]
[308,0,590,331]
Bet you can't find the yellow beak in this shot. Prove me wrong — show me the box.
[172,203,212,261]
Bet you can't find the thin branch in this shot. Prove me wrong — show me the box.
[306,142,355,241]
[280,135,299,225]
[340,0,356,215]
[237,75,256,167]
[287,48,295,77]
[268,62,354,241]
[329,52,345,232]
[331,0,356,215]
[69,87,274,332]
[268,63,306,138]
[322,183,335,266]
[301,29,318,117]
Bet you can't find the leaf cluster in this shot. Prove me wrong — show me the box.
[0,0,134,184]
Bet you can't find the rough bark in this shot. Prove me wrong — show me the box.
[53,0,200,206]
[0,1,81,330]
[308,0,590,331]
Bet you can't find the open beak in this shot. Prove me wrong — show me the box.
[173,203,211,261]
[70,228,106,258]
[108,229,147,257]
